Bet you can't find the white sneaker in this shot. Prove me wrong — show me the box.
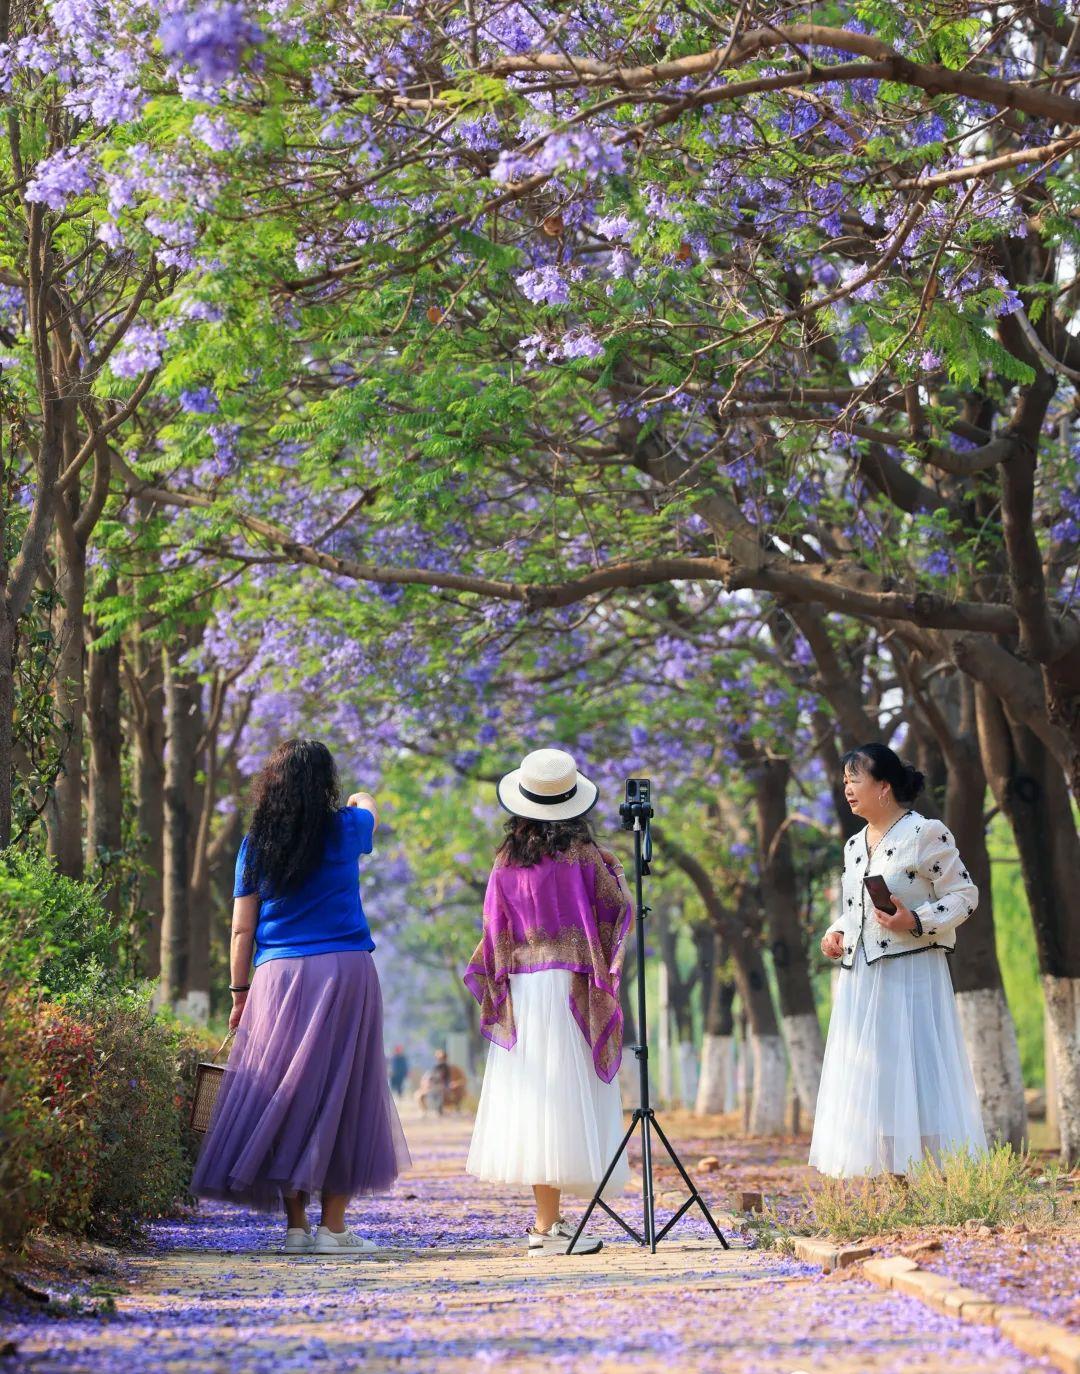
[282,1227,314,1254]
[527,1219,602,1255]
[312,1225,379,1255]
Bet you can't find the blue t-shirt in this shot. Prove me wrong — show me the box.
[234,807,377,967]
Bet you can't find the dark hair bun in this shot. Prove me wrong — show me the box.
[897,762,925,805]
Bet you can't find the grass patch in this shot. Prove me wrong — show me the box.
[806,1144,1064,1241]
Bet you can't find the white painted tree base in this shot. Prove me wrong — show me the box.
[782,1012,824,1121]
[750,1033,787,1135]
[695,1034,736,1115]
[677,1040,698,1108]
[954,987,1026,1150]
[174,989,210,1025]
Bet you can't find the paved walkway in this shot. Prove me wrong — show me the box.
[5,1111,1051,1372]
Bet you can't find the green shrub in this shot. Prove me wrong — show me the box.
[0,848,133,999]
[63,986,217,1238]
[807,1144,1059,1240]
[0,986,53,1245]
[0,853,222,1245]
[0,982,222,1246]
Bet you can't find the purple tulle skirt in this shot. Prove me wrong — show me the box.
[191,951,411,1211]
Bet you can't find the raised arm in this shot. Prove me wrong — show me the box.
[347,790,379,830]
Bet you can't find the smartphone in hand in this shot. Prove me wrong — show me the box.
[863,874,897,915]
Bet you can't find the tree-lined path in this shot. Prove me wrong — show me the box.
[4,1112,1053,1373]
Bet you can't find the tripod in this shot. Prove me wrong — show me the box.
[567,803,729,1255]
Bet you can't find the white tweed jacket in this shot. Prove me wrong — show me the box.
[826,810,978,969]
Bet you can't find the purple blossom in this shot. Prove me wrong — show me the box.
[535,128,625,177]
[490,148,538,183]
[922,548,955,576]
[158,3,264,84]
[25,146,96,211]
[992,287,1023,317]
[560,329,603,361]
[913,114,947,145]
[109,323,167,378]
[208,421,240,465]
[191,112,239,150]
[608,246,634,282]
[478,3,546,54]
[179,386,219,413]
[11,35,59,77]
[595,212,632,240]
[64,57,145,124]
[515,265,569,306]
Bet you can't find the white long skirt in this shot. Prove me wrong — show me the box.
[809,947,986,1178]
[467,969,630,1197]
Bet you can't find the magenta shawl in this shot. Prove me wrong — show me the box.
[463,841,632,1084]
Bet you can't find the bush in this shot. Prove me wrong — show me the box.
[0,850,220,1246]
[65,987,219,1238]
[0,848,132,999]
[807,1144,1060,1240]
[0,982,221,1246]
[0,993,99,1241]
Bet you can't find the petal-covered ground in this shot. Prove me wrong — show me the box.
[0,1111,1056,1372]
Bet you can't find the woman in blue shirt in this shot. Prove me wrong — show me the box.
[191,739,410,1255]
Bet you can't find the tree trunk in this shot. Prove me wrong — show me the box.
[161,632,204,1013]
[45,513,85,878]
[943,740,1026,1150]
[976,686,1080,1164]
[814,713,862,842]
[0,607,14,849]
[185,690,216,1021]
[665,836,786,1134]
[753,757,824,1116]
[130,632,166,978]
[696,929,737,1115]
[86,588,123,915]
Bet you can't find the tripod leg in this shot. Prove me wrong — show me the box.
[640,1111,656,1252]
[565,1110,640,1255]
[649,1113,729,1249]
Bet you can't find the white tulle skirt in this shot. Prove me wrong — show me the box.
[809,948,987,1178]
[467,969,630,1197]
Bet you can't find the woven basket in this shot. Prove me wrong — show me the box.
[190,1033,233,1134]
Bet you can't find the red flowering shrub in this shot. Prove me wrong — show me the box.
[0,994,98,1241]
[0,854,220,1246]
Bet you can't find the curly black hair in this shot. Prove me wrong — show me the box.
[242,739,341,894]
[497,814,595,868]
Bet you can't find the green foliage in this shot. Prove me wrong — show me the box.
[808,1144,1058,1239]
[61,987,213,1238]
[0,984,212,1246]
[0,848,133,999]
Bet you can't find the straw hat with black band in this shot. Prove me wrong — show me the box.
[496,748,599,822]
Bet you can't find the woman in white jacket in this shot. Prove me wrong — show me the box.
[809,743,987,1178]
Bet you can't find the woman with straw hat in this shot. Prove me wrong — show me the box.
[464,748,633,1256]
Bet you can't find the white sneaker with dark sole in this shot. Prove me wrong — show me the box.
[312,1226,379,1255]
[527,1219,602,1255]
[282,1228,314,1253]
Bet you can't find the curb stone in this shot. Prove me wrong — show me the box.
[790,1237,875,1273]
[794,1241,1080,1373]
